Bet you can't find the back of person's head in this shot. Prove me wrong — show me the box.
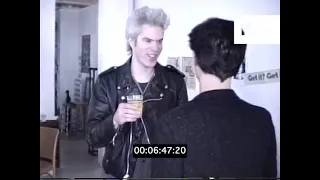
[125,6,170,55]
[188,18,247,82]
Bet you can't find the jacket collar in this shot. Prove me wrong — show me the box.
[193,89,240,101]
[116,57,168,90]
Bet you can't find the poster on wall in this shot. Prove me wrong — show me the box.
[167,57,181,70]
[181,57,196,90]
[81,35,91,73]
[233,57,246,80]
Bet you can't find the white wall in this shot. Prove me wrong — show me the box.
[97,0,133,166]
[79,5,99,69]
[57,5,98,107]
[135,0,280,176]
[58,9,79,107]
[97,0,132,73]
[40,0,56,119]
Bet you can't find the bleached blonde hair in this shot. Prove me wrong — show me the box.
[125,6,170,55]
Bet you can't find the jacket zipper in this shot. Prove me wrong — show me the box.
[134,77,153,144]
[123,123,132,179]
[141,97,163,143]
[123,75,154,178]
[120,97,163,179]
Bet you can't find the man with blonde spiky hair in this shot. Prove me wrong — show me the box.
[86,6,188,179]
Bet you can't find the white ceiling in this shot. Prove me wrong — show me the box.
[56,0,98,6]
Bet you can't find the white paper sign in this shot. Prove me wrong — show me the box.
[234,15,280,44]
[244,69,280,85]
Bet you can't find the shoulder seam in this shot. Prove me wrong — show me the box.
[99,66,118,77]
[165,65,185,77]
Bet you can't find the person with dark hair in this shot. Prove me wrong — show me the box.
[151,17,277,179]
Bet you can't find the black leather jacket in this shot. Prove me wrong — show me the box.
[86,58,188,178]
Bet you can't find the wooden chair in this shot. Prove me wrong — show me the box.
[40,126,59,177]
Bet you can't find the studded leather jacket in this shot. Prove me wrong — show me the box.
[86,58,188,179]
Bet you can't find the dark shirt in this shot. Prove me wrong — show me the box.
[139,83,148,92]
[132,82,155,178]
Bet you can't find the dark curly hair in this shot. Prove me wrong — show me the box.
[188,17,247,82]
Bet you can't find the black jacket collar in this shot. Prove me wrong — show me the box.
[193,89,240,101]
[116,57,168,90]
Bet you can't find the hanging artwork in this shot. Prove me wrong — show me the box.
[167,56,181,70]
[181,57,196,90]
[81,35,91,73]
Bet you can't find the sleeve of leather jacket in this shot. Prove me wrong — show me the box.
[177,80,188,105]
[86,76,116,148]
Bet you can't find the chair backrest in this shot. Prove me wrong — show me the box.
[40,127,59,160]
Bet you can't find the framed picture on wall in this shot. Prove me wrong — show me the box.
[81,35,91,73]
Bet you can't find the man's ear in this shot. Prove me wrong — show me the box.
[128,38,134,48]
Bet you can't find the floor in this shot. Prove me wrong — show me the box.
[43,134,103,179]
